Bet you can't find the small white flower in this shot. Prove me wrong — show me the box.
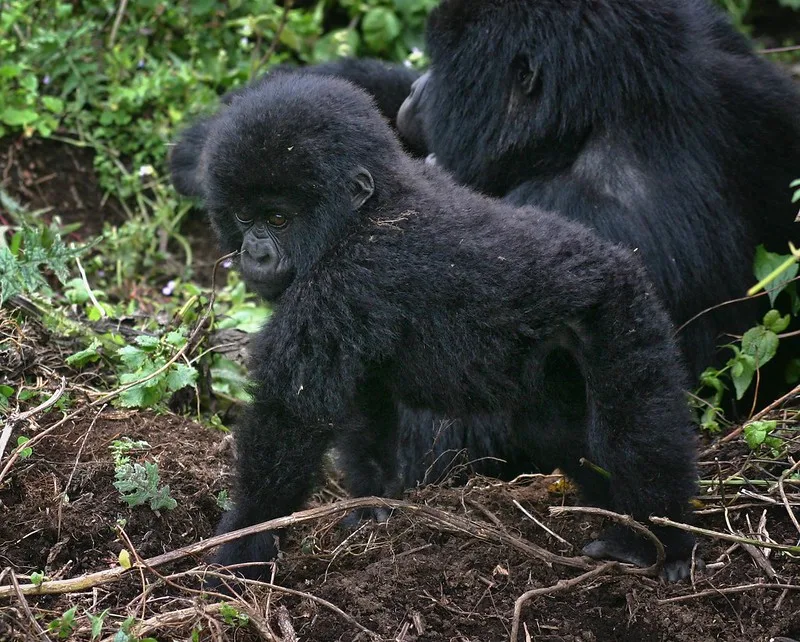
[138,164,155,178]
[161,280,176,296]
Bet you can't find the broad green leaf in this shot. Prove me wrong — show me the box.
[753,245,799,306]
[741,325,779,367]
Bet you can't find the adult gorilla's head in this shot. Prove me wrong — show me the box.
[199,75,402,301]
[397,0,697,196]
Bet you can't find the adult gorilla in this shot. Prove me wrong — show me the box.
[397,0,800,382]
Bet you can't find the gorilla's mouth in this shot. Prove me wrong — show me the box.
[241,277,289,302]
[239,264,295,302]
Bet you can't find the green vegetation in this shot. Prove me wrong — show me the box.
[693,243,800,433]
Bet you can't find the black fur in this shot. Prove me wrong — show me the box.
[169,58,419,199]
[388,0,800,490]
[194,73,698,581]
[402,0,800,381]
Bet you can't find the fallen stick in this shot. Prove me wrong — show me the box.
[0,496,590,599]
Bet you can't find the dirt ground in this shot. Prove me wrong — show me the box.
[1,138,799,642]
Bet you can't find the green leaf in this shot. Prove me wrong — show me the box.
[753,245,799,306]
[313,29,360,62]
[48,605,78,639]
[134,335,160,351]
[0,65,21,79]
[117,345,148,370]
[113,461,175,510]
[743,420,777,450]
[41,96,64,113]
[30,571,45,586]
[1,107,38,126]
[728,352,756,400]
[66,340,102,368]
[17,436,33,459]
[362,7,402,51]
[118,381,165,408]
[165,363,197,392]
[88,608,110,640]
[741,326,779,368]
[164,330,186,346]
[220,603,250,626]
[118,549,132,569]
[762,309,791,334]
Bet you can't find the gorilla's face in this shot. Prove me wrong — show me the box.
[234,211,297,301]
[206,177,377,303]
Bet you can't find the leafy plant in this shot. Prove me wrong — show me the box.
[112,616,157,642]
[110,438,177,511]
[743,420,783,455]
[87,608,110,641]
[219,603,250,627]
[115,332,198,409]
[48,606,78,639]
[0,385,12,413]
[113,461,177,511]
[215,489,234,511]
[110,437,151,466]
[694,245,799,432]
[0,207,84,304]
[16,436,33,459]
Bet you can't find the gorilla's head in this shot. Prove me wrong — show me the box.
[397,0,694,195]
[200,74,403,301]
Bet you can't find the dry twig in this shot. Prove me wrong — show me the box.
[510,563,618,642]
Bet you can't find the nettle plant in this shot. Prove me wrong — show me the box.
[695,244,800,433]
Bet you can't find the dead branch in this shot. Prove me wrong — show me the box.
[657,582,800,604]
[510,562,618,642]
[650,516,800,555]
[0,496,589,599]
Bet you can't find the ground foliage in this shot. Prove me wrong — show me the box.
[1,0,800,640]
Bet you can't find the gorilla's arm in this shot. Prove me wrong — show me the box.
[213,280,399,574]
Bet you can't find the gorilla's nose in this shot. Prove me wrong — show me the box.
[242,234,274,264]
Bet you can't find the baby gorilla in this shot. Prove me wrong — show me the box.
[197,73,698,581]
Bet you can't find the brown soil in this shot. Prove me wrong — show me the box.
[1,406,798,641]
[0,137,126,238]
[1,140,799,642]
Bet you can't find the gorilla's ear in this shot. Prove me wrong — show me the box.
[349,166,375,209]
[512,54,541,97]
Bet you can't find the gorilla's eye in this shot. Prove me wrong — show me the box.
[267,213,288,228]
[236,213,254,225]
